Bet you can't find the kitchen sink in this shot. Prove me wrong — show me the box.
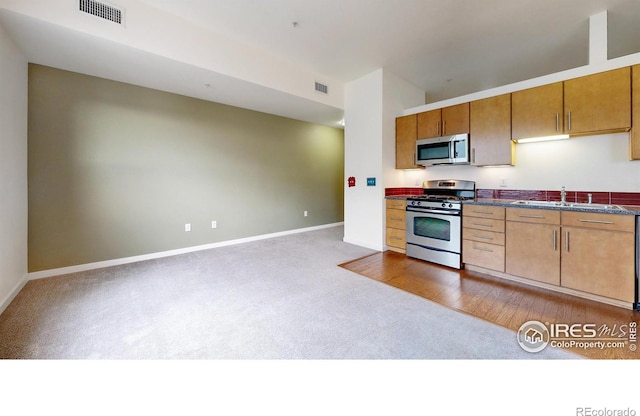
[510,200,627,211]
[510,200,564,207]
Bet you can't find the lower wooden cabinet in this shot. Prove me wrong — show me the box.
[502,208,635,305]
[385,199,406,253]
[462,205,505,272]
[463,239,505,272]
[462,205,637,308]
[560,212,636,303]
[506,208,561,285]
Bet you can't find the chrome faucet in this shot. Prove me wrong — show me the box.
[560,186,567,205]
[587,193,593,204]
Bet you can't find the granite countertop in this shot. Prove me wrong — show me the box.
[464,198,640,216]
[386,194,417,200]
[385,195,640,215]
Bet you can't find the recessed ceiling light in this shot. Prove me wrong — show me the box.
[292,21,299,28]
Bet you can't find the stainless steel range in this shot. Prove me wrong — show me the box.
[406,179,476,269]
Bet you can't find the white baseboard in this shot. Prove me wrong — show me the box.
[0,274,28,315]
[27,222,344,281]
[342,236,383,252]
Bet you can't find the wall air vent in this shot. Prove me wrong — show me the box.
[315,82,329,94]
[79,0,124,25]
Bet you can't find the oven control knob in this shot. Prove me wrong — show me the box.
[441,202,446,208]
[449,203,453,208]
[416,201,421,206]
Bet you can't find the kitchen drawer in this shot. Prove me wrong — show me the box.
[386,227,406,249]
[561,211,635,232]
[463,216,505,233]
[386,199,407,210]
[506,208,560,224]
[386,209,406,230]
[463,227,505,246]
[463,239,505,272]
[463,205,505,219]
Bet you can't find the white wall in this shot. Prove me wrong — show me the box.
[382,71,425,188]
[344,70,384,250]
[396,132,640,192]
[0,22,28,312]
[344,69,424,251]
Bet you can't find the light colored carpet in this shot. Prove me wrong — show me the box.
[0,226,578,359]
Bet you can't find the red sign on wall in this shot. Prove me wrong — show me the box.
[348,176,356,187]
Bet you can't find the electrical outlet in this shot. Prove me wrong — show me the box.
[304,210,308,217]
[211,220,217,229]
[185,223,191,232]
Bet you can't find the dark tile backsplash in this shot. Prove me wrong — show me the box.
[385,187,422,196]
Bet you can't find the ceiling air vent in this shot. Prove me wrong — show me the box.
[315,82,328,94]
[79,0,124,25]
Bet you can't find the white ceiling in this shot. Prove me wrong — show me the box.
[139,0,640,102]
[2,0,640,126]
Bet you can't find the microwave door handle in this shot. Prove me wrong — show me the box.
[450,140,457,158]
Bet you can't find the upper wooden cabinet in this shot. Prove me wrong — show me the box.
[417,103,469,139]
[395,114,419,169]
[396,66,635,169]
[470,94,513,166]
[417,109,441,138]
[631,65,640,160]
[513,69,631,139]
[511,82,564,140]
[564,67,631,135]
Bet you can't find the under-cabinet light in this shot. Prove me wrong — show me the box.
[514,134,569,144]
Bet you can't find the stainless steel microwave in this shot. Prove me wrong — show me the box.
[416,133,470,166]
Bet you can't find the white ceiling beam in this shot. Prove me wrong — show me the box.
[589,10,608,65]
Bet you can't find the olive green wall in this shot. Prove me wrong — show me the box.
[28,64,344,272]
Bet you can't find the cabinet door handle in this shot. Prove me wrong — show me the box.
[472,234,494,241]
[442,120,446,135]
[436,121,440,136]
[472,148,476,164]
[474,246,494,253]
[390,217,403,221]
[518,214,545,219]
[471,210,494,215]
[565,231,570,252]
[553,229,557,251]
[567,111,571,131]
[390,236,404,241]
[578,219,614,225]
[555,112,559,132]
[472,222,493,228]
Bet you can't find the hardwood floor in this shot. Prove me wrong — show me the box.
[340,251,640,359]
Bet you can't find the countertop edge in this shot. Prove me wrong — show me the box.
[463,198,640,216]
[385,195,640,215]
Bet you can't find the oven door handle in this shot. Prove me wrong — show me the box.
[406,208,460,216]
